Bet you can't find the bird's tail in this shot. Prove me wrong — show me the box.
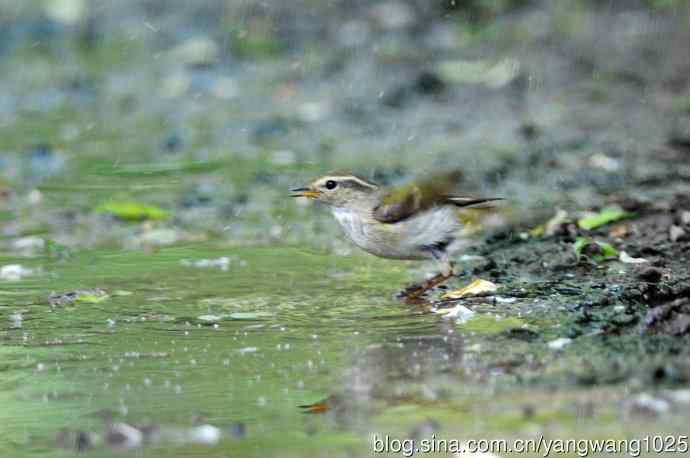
[445,196,504,208]
[456,203,553,238]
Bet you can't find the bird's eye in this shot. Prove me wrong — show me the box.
[325,180,337,190]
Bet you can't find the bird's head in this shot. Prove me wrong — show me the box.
[291,174,379,208]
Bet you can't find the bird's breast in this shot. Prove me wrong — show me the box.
[330,207,378,253]
[329,206,446,260]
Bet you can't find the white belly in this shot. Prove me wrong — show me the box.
[330,206,461,260]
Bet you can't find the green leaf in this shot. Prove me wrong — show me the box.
[597,241,619,259]
[50,289,110,306]
[75,292,110,304]
[574,237,619,263]
[95,201,170,221]
[577,206,629,230]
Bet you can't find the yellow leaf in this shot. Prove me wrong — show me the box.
[528,224,545,237]
[544,209,569,236]
[441,279,499,300]
[530,209,569,237]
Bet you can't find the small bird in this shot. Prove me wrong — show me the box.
[291,172,501,298]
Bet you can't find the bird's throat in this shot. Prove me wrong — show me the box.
[330,207,356,232]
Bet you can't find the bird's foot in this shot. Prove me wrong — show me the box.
[395,272,452,302]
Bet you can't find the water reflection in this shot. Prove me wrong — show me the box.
[302,320,463,431]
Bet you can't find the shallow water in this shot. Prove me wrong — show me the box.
[0,244,441,456]
[2,243,688,457]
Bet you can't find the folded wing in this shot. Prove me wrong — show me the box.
[372,171,502,223]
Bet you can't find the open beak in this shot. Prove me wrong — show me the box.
[290,187,322,199]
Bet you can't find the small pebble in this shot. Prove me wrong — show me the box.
[680,211,690,226]
[370,1,415,29]
[624,393,670,417]
[169,37,219,67]
[662,389,690,405]
[619,251,648,264]
[11,236,45,255]
[187,424,221,445]
[229,422,246,438]
[9,312,23,328]
[162,134,183,152]
[0,264,34,281]
[669,225,687,242]
[636,266,662,283]
[106,423,143,450]
[45,0,86,25]
[435,305,475,324]
[547,337,572,350]
[521,404,536,419]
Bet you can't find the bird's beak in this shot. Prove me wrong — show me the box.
[290,187,322,199]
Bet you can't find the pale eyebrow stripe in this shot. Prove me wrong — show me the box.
[326,176,379,189]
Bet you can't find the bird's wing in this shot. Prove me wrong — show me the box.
[372,171,502,223]
[371,182,424,223]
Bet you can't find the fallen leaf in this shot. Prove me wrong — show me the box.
[95,201,170,221]
[49,289,109,306]
[299,395,339,414]
[528,225,544,237]
[543,208,569,236]
[441,279,499,299]
[619,251,649,264]
[529,209,570,237]
[574,237,619,262]
[577,206,629,230]
[609,223,629,238]
[76,292,110,304]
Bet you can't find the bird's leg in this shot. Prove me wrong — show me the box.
[396,272,452,300]
[433,248,455,277]
[396,249,455,301]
